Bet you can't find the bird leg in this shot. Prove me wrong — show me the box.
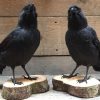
[78,66,90,83]
[62,65,79,78]
[22,65,37,80]
[11,67,23,85]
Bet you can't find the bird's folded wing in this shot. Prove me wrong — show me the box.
[79,27,100,51]
[0,31,18,52]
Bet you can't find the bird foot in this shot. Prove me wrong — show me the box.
[78,76,91,83]
[11,78,23,85]
[62,73,79,78]
[23,75,37,80]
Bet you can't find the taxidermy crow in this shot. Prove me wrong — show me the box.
[0,4,40,85]
[62,5,100,83]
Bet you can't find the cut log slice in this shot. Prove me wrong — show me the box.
[2,75,49,100]
[52,75,100,98]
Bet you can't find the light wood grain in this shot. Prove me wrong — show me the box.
[0,0,100,16]
[52,75,100,98]
[2,75,49,100]
[0,16,100,55]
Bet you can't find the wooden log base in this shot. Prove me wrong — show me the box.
[52,75,100,98]
[2,75,49,100]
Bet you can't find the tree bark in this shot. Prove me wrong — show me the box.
[2,75,49,100]
[52,75,100,98]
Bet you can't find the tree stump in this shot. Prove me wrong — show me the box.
[2,75,49,100]
[52,75,100,98]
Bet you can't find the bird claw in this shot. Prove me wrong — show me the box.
[78,76,91,83]
[23,75,37,80]
[87,76,91,80]
[11,78,23,85]
[62,73,79,78]
[78,79,87,83]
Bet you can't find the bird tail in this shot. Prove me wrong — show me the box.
[0,65,6,74]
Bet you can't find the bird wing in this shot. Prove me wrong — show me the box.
[90,28,100,50]
[79,27,100,50]
[0,29,20,52]
[88,27,100,71]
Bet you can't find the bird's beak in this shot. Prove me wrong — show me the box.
[29,4,34,12]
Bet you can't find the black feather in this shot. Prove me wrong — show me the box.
[0,4,40,84]
[65,5,100,82]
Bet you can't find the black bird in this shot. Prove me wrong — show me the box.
[0,4,40,85]
[62,5,100,83]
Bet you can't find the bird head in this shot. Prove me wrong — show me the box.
[22,4,37,17]
[68,5,81,17]
[68,5,87,30]
[18,4,37,28]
